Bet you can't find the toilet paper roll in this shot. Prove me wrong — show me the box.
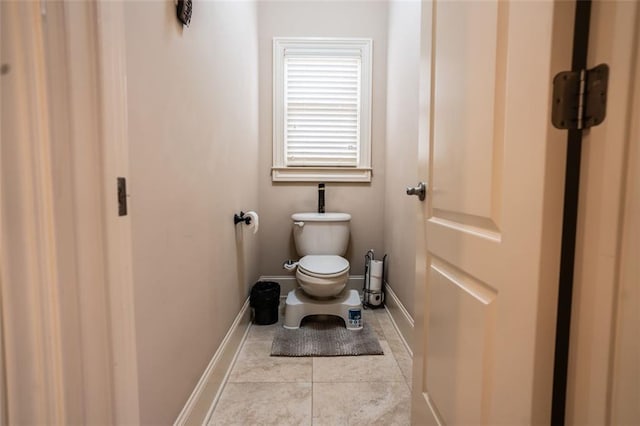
[245,211,259,234]
[370,259,383,278]
[369,276,382,292]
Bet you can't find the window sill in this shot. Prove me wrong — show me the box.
[271,167,372,183]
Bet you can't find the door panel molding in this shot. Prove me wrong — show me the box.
[431,0,508,225]
[430,212,501,242]
[431,258,497,304]
[427,263,497,424]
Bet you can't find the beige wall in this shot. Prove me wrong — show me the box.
[256,1,388,277]
[123,2,259,423]
[383,0,421,318]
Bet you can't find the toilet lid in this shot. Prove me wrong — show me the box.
[298,255,349,277]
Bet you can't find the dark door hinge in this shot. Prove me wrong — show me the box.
[117,177,128,216]
[552,63,609,130]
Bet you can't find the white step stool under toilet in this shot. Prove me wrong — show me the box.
[284,288,363,330]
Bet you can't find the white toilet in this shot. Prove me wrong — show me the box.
[283,212,363,330]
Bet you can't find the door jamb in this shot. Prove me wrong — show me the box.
[551,1,593,424]
[93,1,140,423]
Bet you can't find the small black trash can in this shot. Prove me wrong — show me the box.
[250,281,280,325]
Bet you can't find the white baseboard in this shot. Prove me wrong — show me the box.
[259,275,364,295]
[384,283,414,356]
[174,299,251,426]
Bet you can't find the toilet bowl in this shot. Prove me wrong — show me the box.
[295,255,349,298]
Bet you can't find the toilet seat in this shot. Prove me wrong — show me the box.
[297,255,349,279]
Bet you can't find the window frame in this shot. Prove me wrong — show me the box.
[272,37,373,182]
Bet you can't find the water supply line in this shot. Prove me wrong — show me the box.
[318,183,325,213]
[283,259,298,271]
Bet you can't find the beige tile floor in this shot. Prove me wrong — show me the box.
[208,303,412,425]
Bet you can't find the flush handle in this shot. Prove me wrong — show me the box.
[406,182,427,201]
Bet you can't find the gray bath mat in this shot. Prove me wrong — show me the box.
[271,316,384,357]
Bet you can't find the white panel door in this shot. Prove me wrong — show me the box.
[412,1,574,424]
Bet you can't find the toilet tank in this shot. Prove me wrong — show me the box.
[291,212,351,256]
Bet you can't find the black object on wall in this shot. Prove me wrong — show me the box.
[176,0,192,27]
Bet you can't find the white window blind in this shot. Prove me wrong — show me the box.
[272,38,372,182]
[284,55,361,167]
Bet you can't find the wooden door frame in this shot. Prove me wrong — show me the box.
[608,32,640,422]
[0,3,6,423]
[0,1,138,423]
[411,0,433,422]
[565,1,640,423]
[94,2,140,423]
